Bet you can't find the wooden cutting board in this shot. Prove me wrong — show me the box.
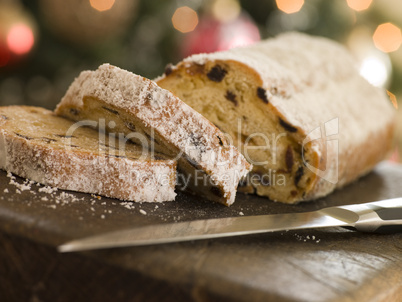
[0,162,401,302]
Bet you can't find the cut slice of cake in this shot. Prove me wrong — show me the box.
[156,32,396,203]
[55,64,252,206]
[0,106,177,202]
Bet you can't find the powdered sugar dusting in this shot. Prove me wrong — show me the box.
[182,32,394,142]
[56,64,252,205]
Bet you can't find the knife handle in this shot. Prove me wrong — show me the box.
[345,198,402,233]
[370,207,402,233]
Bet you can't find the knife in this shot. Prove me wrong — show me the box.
[58,198,402,252]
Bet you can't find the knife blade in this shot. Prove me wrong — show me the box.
[58,198,402,252]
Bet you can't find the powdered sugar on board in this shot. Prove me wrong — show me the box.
[0,168,336,245]
[1,171,180,220]
[1,170,258,224]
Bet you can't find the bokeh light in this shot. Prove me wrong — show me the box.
[373,23,402,53]
[172,6,199,33]
[346,0,373,12]
[276,0,304,14]
[212,0,241,23]
[89,0,116,12]
[7,23,34,55]
[172,6,198,33]
[359,56,389,87]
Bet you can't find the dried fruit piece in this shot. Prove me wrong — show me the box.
[124,121,136,131]
[69,108,80,116]
[14,133,33,140]
[108,154,127,159]
[102,106,119,115]
[164,63,173,76]
[285,146,294,172]
[207,65,227,82]
[279,118,298,133]
[217,135,224,146]
[257,87,269,104]
[225,90,238,106]
[294,166,304,187]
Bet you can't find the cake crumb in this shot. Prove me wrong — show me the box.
[39,186,58,194]
[294,233,321,243]
[8,175,33,192]
[121,202,135,210]
[140,209,147,215]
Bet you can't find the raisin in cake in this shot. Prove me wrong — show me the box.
[55,64,252,206]
[156,32,396,203]
[0,106,176,202]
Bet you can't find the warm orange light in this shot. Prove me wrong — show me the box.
[89,0,115,12]
[346,0,373,12]
[7,23,34,55]
[387,91,398,109]
[373,23,402,53]
[172,6,199,33]
[276,0,304,14]
[212,0,241,23]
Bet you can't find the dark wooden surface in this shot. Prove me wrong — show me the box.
[0,162,402,302]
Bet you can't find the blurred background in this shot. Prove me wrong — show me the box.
[0,0,401,158]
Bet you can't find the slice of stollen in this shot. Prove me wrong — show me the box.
[55,64,252,206]
[0,106,176,202]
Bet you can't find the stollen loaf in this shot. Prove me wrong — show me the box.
[157,32,396,203]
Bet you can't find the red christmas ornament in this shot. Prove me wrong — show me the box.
[181,12,260,57]
[0,3,37,68]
